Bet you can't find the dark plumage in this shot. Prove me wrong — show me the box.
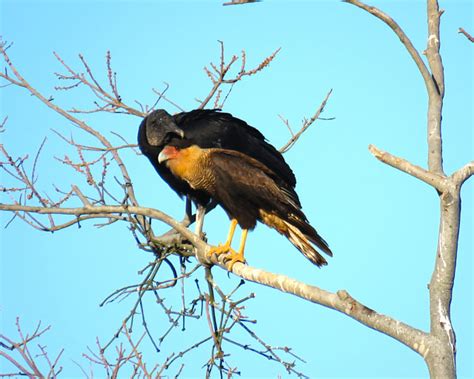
[138,108,332,268]
[157,141,332,268]
[138,109,297,206]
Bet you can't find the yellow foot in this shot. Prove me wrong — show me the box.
[226,252,245,271]
[208,244,245,270]
[208,243,233,257]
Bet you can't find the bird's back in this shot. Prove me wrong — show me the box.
[173,109,298,191]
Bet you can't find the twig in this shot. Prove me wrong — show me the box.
[223,0,261,5]
[279,89,333,153]
[458,27,474,43]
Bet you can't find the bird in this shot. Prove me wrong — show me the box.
[138,109,296,204]
[138,109,298,232]
[138,109,332,268]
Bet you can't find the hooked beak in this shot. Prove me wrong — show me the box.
[158,146,178,164]
[174,127,185,139]
[158,150,169,164]
[165,124,184,139]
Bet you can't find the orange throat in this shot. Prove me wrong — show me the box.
[165,145,207,185]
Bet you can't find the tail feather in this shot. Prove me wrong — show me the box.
[284,220,331,267]
[259,209,332,267]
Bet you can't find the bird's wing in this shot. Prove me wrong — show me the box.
[174,110,298,190]
[208,149,301,217]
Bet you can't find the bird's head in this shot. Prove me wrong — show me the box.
[158,143,201,165]
[139,109,185,148]
[158,145,180,164]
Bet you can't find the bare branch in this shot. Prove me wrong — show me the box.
[452,161,474,186]
[368,144,447,191]
[53,51,144,117]
[223,0,261,6]
[226,262,430,359]
[152,87,185,112]
[426,1,445,97]
[0,115,7,131]
[279,89,333,153]
[344,0,436,96]
[0,201,430,364]
[0,319,62,378]
[199,42,280,109]
[458,27,474,43]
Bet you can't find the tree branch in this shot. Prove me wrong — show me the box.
[0,202,430,360]
[425,0,445,174]
[223,0,261,6]
[347,1,466,377]
[228,262,430,357]
[458,27,474,43]
[426,0,445,97]
[0,44,140,206]
[452,161,474,186]
[279,89,333,153]
[368,144,447,191]
[343,0,437,97]
[344,0,445,174]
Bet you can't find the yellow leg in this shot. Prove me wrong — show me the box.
[208,220,247,270]
[227,229,248,270]
[208,219,238,257]
[224,219,238,247]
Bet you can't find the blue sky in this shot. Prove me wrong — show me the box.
[1,0,472,377]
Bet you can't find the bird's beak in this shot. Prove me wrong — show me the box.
[158,146,178,164]
[158,150,169,164]
[168,125,185,139]
[176,128,185,139]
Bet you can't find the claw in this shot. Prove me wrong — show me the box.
[208,243,234,257]
[207,219,248,271]
[226,251,246,270]
[208,243,245,270]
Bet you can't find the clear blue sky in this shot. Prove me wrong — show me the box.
[1,0,472,377]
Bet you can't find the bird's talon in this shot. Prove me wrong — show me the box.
[208,243,232,257]
[208,244,245,270]
[226,254,246,271]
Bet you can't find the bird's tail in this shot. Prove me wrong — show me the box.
[260,210,332,267]
[283,218,332,267]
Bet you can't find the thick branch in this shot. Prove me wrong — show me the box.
[368,144,447,191]
[426,188,460,377]
[452,161,474,186]
[426,0,445,97]
[0,203,206,252]
[0,202,430,359]
[425,0,445,174]
[218,262,430,357]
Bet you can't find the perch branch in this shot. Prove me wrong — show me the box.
[0,202,429,361]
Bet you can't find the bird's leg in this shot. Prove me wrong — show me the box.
[227,229,248,270]
[209,220,247,269]
[194,204,206,239]
[208,219,238,257]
